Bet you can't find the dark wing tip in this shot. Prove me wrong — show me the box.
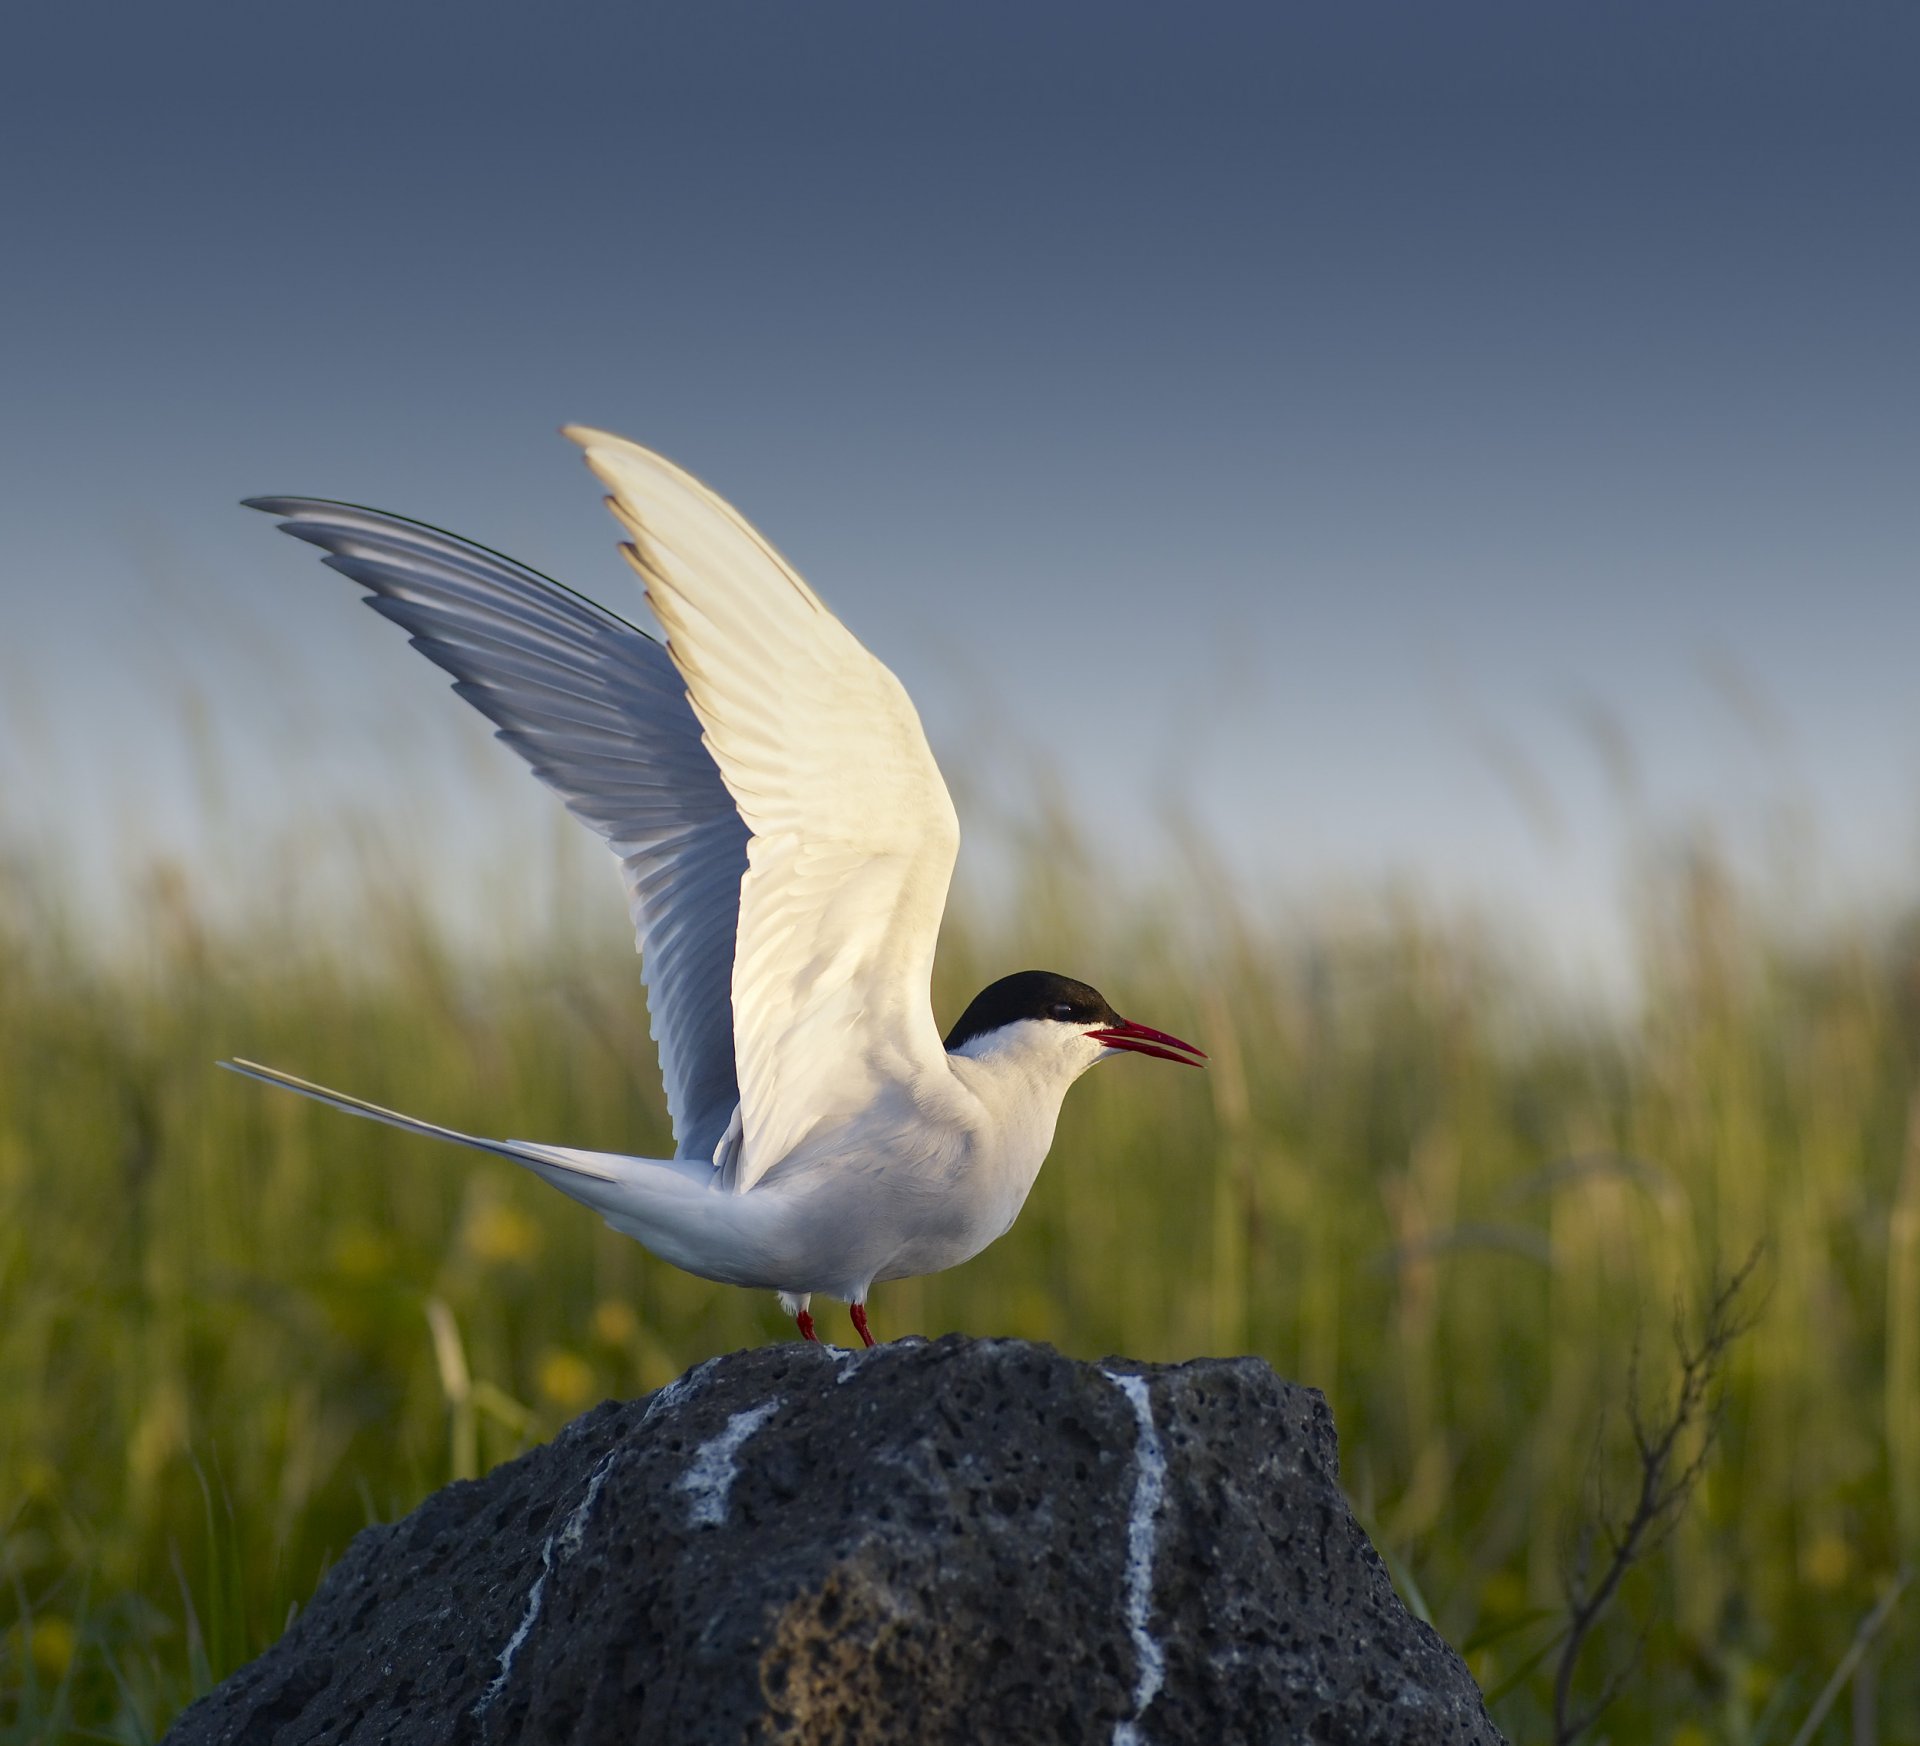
[244,494,371,518]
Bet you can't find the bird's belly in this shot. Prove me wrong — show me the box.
[662,1079,1056,1300]
[739,1135,1035,1297]
[761,1178,1001,1296]
[867,1204,1009,1285]
[862,1158,1038,1286]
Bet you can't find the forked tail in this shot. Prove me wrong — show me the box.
[219,1059,628,1184]
[221,1059,786,1291]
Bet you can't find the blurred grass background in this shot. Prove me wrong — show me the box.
[2,789,1916,1743]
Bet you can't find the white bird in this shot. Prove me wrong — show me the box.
[227,428,1204,1347]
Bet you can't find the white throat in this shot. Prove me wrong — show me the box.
[937,1018,1106,1237]
[947,1017,1105,1140]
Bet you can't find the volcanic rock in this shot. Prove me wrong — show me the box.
[163,1335,1505,1744]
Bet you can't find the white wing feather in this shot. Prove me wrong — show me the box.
[245,497,749,1163]
[566,429,961,1193]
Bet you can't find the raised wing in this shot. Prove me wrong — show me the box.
[566,429,961,1192]
[244,498,748,1163]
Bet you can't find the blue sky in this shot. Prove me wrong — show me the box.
[4,4,1918,982]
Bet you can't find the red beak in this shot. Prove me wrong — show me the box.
[1086,1018,1207,1067]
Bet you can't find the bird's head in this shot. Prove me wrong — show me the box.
[943,970,1205,1081]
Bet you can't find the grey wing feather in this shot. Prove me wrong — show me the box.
[245,496,747,1162]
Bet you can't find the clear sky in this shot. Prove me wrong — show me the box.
[4,3,1918,985]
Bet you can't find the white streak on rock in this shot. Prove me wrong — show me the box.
[641,1356,718,1425]
[1103,1369,1168,1746]
[474,1444,621,1719]
[829,1345,877,1382]
[556,1445,619,1559]
[677,1400,780,1527]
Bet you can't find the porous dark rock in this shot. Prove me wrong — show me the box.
[163,1336,1506,1744]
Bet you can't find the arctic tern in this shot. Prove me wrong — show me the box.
[226,428,1204,1346]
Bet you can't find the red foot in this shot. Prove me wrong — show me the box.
[795,1308,817,1342]
[850,1302,876,1349]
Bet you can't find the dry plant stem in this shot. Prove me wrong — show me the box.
[1551,1247,1766,1746]
[1784,1565,1912,1746]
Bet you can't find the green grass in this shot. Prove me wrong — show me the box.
[1,829,1915,1742]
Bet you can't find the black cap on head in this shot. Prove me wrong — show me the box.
[943,970,1120,1052]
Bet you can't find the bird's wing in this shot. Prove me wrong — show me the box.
[245,497,749,1163]
[567,428,961,1193]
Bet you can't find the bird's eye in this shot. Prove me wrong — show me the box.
[1050,1002,1077,1021]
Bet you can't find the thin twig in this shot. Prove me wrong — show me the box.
[1551,1245,1766,1745]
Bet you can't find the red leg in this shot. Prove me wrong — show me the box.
[850,1302,876,1349]
[795,1307,817,1342]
